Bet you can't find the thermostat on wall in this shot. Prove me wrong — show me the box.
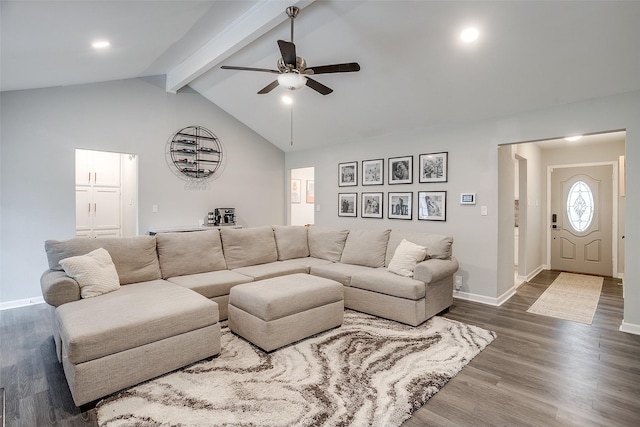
[460,193,476,205]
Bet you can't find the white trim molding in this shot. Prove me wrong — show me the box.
[454,285,517,307]
[619,321,640,336]
[0,296,45,311]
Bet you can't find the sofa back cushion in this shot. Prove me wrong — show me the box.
[340,228,391,268]
[220,226,278,269]
[44,236,161,285]
[385,230,453,266]
[272,225,310,260]
[156,230,227,278]
[307,227,349,262]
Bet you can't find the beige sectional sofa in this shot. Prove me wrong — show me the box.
[40,225,458,406]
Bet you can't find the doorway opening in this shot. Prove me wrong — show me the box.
[290,167,314,226]
[499,130,625,292]
[75,149,138,238]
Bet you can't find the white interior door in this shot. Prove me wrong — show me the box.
[550,165,613,276]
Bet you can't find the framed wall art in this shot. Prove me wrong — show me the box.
[338,161,358,186]
[388,156,413,184]
[306,180,315,204]
[419,152,448,183]
[418,191,447,221]
[388,192,412,220]
[338,193,357,217]
[290,179,301,203]
[362,159,384,186]
[361,192,383,218]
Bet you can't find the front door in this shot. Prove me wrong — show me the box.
[550,165,613,276]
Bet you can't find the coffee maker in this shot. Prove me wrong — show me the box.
[214,208,236,226]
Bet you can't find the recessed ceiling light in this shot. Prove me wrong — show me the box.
[282,95,293,105]
[460,27,479,43]
[565,136,582,142]
[92,41,111,49]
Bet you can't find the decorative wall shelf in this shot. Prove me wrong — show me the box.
[167,126,224,180]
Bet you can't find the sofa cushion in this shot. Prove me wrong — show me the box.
[272,225,310,260]
[310,262,373,286]
[232,261,308,281]
[156,230,227,278]
[55,280,218,365]
[220,226,278,269]
[385,231,453,266]
[59,248,120,298]
[387,239,428,277]
[278,257,334,271]
[45,236,161,285]
[167,270,253,299]
[307,227,349,262]
[351,269,426,300]
[340,229,391,268]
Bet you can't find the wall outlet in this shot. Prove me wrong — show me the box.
[454,275,463,290]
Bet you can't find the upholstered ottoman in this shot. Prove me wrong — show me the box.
[228,273,344,351]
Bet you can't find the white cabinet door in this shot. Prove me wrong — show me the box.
[75,149,92,186]
[92,151,121,187]
[75,187,92,232]
[93,187,121,230]
[75,149,121,186]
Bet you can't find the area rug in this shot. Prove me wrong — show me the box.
[96,311,495,427]
[527,272,604,324]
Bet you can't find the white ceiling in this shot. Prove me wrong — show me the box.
[2,1,640,152]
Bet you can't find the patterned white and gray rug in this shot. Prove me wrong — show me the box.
[96,311,496,427]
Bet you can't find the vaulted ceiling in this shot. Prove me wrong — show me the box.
[2,1,639,152]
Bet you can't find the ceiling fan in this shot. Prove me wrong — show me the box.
[221,6,360,95]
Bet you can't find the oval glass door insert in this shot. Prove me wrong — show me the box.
[566,180,594,232]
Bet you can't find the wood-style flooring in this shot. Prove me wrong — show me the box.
[1,270,638,426]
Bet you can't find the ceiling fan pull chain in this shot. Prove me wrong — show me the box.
[290,105,294,146]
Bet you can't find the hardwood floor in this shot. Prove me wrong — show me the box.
[1,270,638,426]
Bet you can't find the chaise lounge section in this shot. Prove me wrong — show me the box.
[40,225,458,405]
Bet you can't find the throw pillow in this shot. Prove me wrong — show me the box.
[59,248,120,298]
[387,239,427,277]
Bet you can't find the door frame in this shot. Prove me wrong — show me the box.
[546,161,619,277]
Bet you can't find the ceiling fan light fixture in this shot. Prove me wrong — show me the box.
[277,72,306,90]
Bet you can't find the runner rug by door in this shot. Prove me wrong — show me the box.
[97,311,495,427]
[527,272,604,324]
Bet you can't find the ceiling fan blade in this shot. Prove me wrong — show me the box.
[307,62,361,74]
[277,40,297,67]
[258,80,280,94]
[221,65,280,74]
[305,78,333,95]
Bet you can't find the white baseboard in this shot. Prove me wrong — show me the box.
[619,321,640,335]
[0,296,45,311]
[526,265,545,282]
[454,285,517,307]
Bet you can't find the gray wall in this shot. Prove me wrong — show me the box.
[286,90,640,330]
[0,76,285,304]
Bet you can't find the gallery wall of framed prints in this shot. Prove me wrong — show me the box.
[336,152,449,221]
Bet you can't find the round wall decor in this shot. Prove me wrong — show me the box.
[166,126,224,183]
